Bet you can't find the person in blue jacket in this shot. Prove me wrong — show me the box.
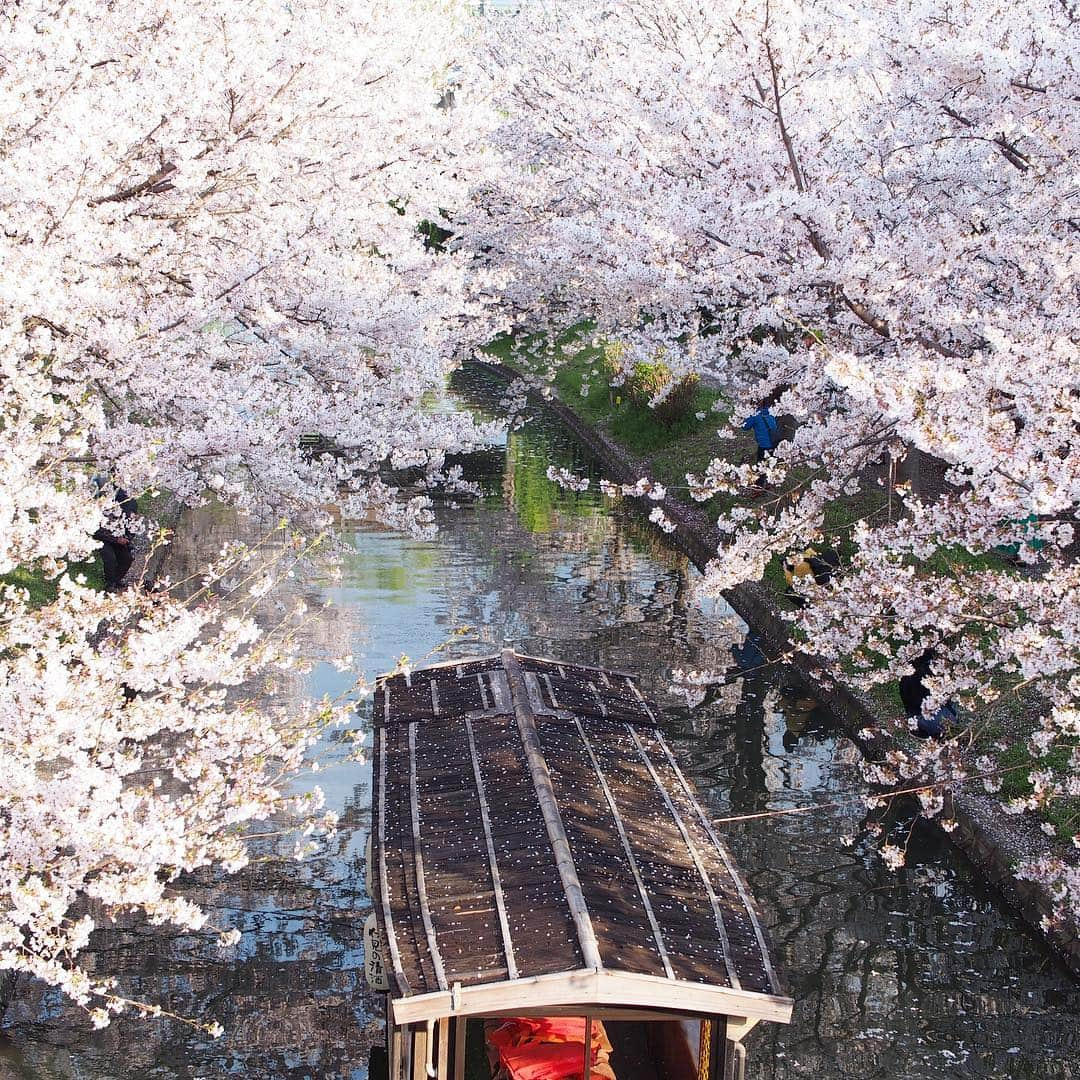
[743,401,778,489]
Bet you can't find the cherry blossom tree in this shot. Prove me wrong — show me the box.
[3,0,495,523]
[1,0,495,1025]
[466,0,1079,917]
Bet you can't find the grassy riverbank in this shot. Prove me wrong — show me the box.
[0,489,174,607]
[484,326,893,606]
[481,329,1078,848]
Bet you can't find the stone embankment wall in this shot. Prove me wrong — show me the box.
[481,359,1080,979]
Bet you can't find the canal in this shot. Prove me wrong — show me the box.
[2,369,1078,1078]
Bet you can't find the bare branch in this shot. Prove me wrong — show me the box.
[89,162,178,207]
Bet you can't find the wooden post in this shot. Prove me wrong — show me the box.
[707,1017,729,1080]
[453,1016,467,1080]
[412,1025,429,1080]
[437,1018,450,1080]
[583,1015,593,1080]
[388,999,403,1080]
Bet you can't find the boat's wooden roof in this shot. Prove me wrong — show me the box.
[372,650,792,1026]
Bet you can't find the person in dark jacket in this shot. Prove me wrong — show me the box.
[93,481,139,589]
[899,648,956,738]
[743,402,779,491]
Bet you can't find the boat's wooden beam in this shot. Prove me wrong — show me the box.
[583,1015,592,1080]
[437,1018,449,1080]
[409,722,448,990]
[411,1025,429,1080]
[513,650,640,682]
[389,969,794,1027]
[477,1007,705,1022]
[655,730,783,999]
[377,727,410,994]
[502,648,604,972]
[389,1002,404,1080]
[464,714,519,979]
[573,717,674,979]
[724,1016,760,1044]
[452,1016,466,1080]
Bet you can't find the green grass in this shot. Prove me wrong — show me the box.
[1,556,106,608]
[487,325,725,453]
[998,740,1080,841]
[0,565,65,606]
[486,325,735,501]
[917,541,1011,577]
[0,487,173,609]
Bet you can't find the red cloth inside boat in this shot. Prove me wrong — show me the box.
[489,1018,611,1050]
[487,1018,614,1080]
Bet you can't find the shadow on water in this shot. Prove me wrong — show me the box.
[3,367,1078,1079]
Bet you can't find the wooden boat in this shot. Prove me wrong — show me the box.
[367,650,792,1080]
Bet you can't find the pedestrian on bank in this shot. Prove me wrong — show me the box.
[743,400,778,492]
[898,648,957,739]
[93,479,139,590]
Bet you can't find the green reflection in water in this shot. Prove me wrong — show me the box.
[503,426,599,535]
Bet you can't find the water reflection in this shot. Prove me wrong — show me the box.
[2,371,1078,1078]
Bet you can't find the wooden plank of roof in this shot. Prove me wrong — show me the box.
[390,968,794,1027]
[452,713,581,979]
[632,730,771,995]
[476,672,491,710]
[516,653,637,682]
[627,679,657,722]
[411,718,521,987]
[489,667,513,712]
[624,723,741,991]
[464,714,519,979]
[502,649,604,972]
[653,730,781,997]
[377,725,410,994]
[400,653,500,675]
[587,682,607,717]
[408,721,448,991]
[571,716,675,980]
[386,728,442,990]
[540,727,669,978]
[382,739,423,989]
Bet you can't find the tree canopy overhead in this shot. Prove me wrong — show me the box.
[1,0,491,1024]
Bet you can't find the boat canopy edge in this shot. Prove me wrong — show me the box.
[389,968,794,1027]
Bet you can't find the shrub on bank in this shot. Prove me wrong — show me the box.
[603,347,700,428]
